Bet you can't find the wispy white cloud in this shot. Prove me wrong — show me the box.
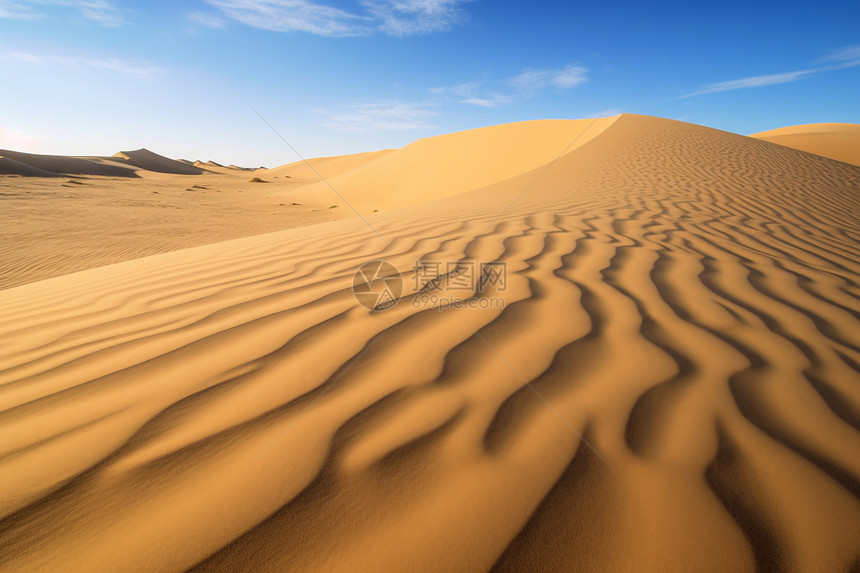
[0,0,125,25]
[433,64,589,107]
[681,45,860,98]
[460,94,515,107]
[0,0,40,19]
[509,65,588,91]
[324,101,436,132]
[437,81,514,107]
[188,11,227,29]
[363,0,470,37]
[3,51,160,77]
[820,44,860,63]
[74,0,124,26]
[204,0,370,36]
[203,0,470,37]
[681,69,816,98]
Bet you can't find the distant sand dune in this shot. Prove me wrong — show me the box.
[1,115,859,571]
[0,156,63,177]
[751,122,860,166]
[111,149,206,175]
[0,149,138,177]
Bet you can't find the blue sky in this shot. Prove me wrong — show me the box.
[1,0,858,167]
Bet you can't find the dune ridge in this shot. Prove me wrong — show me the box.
[0,115,859,571]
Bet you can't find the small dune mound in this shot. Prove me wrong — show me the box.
[248,177,266,183]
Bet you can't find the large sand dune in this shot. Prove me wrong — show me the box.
[273,117,619,210]
[1,114,859,571]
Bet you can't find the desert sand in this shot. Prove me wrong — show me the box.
[0,149,365,290]
[1,114,859,572]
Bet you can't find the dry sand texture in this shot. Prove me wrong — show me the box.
[0,150,364,290]
[1,114,859,572]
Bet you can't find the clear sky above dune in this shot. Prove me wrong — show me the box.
[1,0,858,167]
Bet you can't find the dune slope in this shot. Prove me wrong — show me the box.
[0,114,859,572]
[0,156,63,177]
[262,149,394,181]
[279,117,619,210]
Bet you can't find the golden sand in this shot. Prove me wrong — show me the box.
[1,115,859,571]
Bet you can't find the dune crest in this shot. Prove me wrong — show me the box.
[1,114,859,572]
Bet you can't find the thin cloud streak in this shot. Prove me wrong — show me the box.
[188,11,227,29]
[204,0,371,37]
[0,0,125,25]
[3,51,160,77]
[0,0,40,19]
[324,101,437,132]
[681,45,860,98]
[820,45,860,63]
[508,65,588,91]
[680,69,817,98]
[204,0,470,37]
[435,65,589,107]
[363,0,471,37]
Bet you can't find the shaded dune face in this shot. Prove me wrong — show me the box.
[0,115,859,572]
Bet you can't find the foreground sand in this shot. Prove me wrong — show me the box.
[1,115,859,571]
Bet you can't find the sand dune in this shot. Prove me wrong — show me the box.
[0,149,139,177]
[263,149,394,182]
[751,123,860,166]
[112,149,206,175]
[0,148,211,178]
[1,114,859,572]
[0,156,63,177]
[274,117,619,211]
[191,160,261,175]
